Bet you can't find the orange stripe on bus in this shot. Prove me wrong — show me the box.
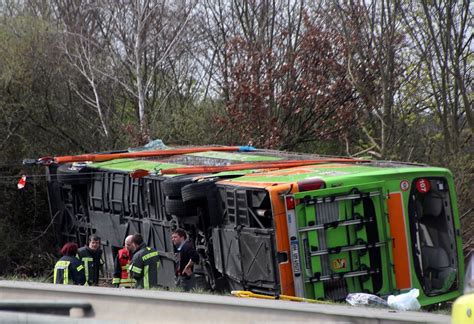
[387,192,412,289]
[54,146,246,164]
[160,159,365,175]
[217,180,274,188]
[267,183,298,296]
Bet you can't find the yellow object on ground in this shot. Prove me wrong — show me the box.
[231,290,332,304]
[452,293,474,324]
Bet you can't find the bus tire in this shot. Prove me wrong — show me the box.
[162,175,208,198]
[181,179,218,204]
[164,197,196,217]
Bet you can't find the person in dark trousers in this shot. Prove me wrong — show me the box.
[54,242,86,285]
[113,235,135,288]
[77,234,103,286]
[129,234,160,289]
[171,229,199,291]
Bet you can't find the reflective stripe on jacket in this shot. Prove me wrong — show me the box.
[53,255,86,285]
[113,247,136,288]
[77,247,103,286]
[129,244,160,289]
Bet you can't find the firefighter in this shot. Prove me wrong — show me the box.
[112,235,135,288]
[128,234,160,289]
[54,242,86,285]
[77,234,103,286]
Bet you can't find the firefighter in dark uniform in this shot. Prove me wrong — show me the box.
[77,234,103,286]
[113,235,136,288]
[129,233,160,289]
[54,242,86,285]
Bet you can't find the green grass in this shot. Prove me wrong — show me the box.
[0,274,51,283]
[421,302,452,315]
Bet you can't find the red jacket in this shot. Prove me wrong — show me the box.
[113,247,135,287]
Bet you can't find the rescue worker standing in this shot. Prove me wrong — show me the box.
[129,234,160,289]
[54,242,86,285]
[77,234,103,286]
[171,229,199,291]
[113,235,135,288]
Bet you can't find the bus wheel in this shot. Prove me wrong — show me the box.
[181,179,218,204]
[164,197,197,217]
[162,175,197,198]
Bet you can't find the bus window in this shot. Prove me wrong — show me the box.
[408,177,458,296]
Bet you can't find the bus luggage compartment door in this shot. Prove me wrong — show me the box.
[285,182,393,301]
[213,227,277,291]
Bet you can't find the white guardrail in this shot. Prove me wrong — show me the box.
[0,281,449,323]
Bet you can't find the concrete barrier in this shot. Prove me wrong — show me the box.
[0,281,450,323]
[0,310,119,323]
[0,300,91,316]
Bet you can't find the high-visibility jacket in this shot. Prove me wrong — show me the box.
[77,247,103,286]
[129,243,160,289]
[53,255,86,285]
[113,247,135,288]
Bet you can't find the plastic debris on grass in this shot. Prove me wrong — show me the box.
[346,293,388,308]
[347,289,421,311]
[387,289,421,311]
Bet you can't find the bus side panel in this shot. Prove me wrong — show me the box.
[387,192,412,289]
[268,184,296,296]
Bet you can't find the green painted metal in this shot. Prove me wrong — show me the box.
[370,173,464,307]
[229,165,449,183]
[293,182,394,300]
[89,158,184,172]
[291,170,464,306]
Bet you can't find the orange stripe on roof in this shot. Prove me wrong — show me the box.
[160,159,364,175]
[387,192,412,289]
[54,146,246,164]
[216,180,274,188]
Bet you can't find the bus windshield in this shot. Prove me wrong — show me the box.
[408,177,459,296]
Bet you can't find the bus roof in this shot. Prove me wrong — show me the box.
[84,148,448,183]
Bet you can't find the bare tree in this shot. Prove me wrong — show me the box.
[330,0,405,159]
[54,1,198,143]
[98,0,197,141]
[54,1,111,138]
[402,0,473,154]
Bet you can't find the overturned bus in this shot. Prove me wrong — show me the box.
[33,145,464,306]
